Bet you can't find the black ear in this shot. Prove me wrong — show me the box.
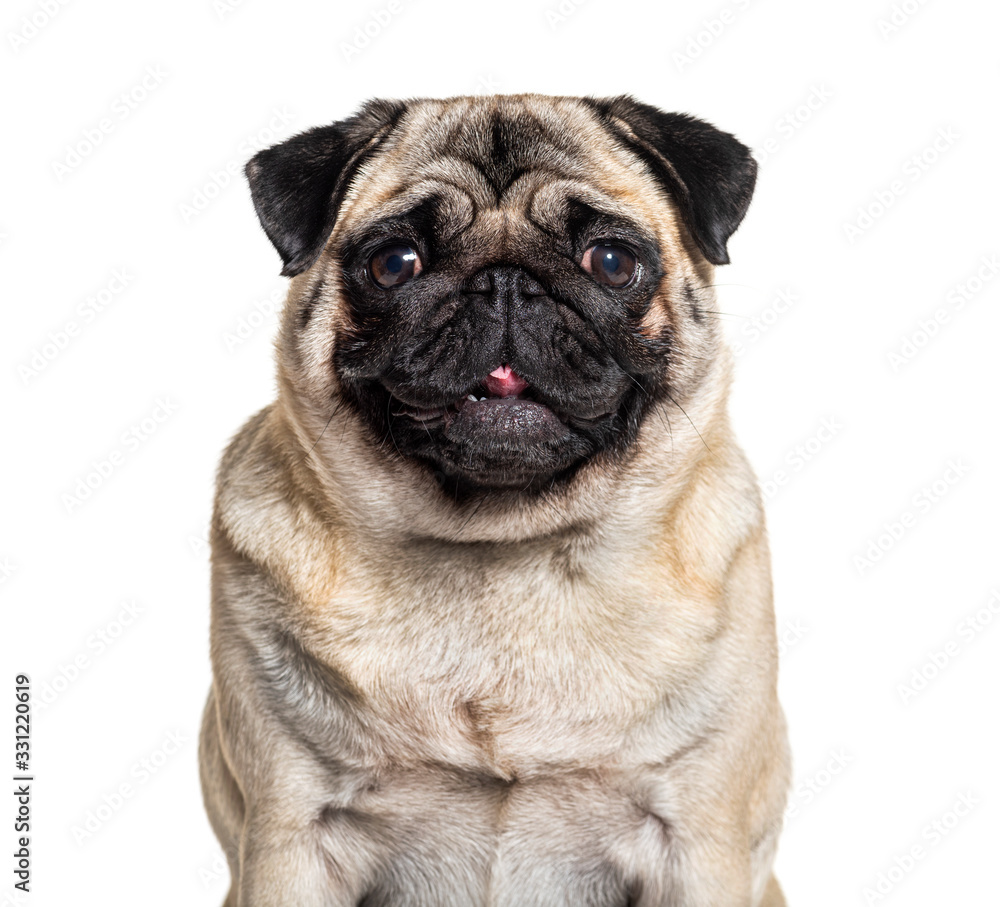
[245,99,407,277]
[582,95,757,265]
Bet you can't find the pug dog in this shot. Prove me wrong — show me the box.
[199,94,791,907]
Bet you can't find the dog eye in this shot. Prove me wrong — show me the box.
[368,244,422,289]
[582,243,638,288]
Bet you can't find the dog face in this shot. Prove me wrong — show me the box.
[246,95,756,494]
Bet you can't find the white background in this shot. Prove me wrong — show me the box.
[2,0,998,904]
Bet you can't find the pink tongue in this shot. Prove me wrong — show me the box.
[484,365,528,398]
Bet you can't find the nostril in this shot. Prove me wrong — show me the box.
[464,270,493,294]
[519,274,546,298]
[463,267,547,298]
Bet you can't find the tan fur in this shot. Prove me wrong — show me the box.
[200,94,790,906]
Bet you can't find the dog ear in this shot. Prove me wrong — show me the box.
[245,99,407,277]
[583,95,757,265]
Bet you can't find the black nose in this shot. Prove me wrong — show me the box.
[463,265,547,301]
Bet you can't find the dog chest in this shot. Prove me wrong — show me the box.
[291,538,721,777]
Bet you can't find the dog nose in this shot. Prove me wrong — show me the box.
[463,266,546,300]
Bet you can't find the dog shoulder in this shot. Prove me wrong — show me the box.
[654,416,765,580]
[212,404,342,610]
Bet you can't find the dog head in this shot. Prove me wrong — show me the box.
[245,95,755,508]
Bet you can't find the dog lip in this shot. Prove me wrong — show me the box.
[445,395,569,445]
[396,405,450,422]
[391,393,551,422]
[384,374,618,427]
[389,389,613,428]
[388,387,566,432]
[386,365,532,412]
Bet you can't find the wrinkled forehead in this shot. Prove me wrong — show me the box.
[335,96,673,246]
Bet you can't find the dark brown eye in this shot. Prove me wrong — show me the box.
[369,244,422,289]
[582,243,638,288]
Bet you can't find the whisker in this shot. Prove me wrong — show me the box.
[624,373,648,395]
[664,389,710,453]
[656,406,675,456]
[686,282,761,292]
[418,414,440,453]
[384,395,403,456]
[305,400,343,458]
[457,494,487,533]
